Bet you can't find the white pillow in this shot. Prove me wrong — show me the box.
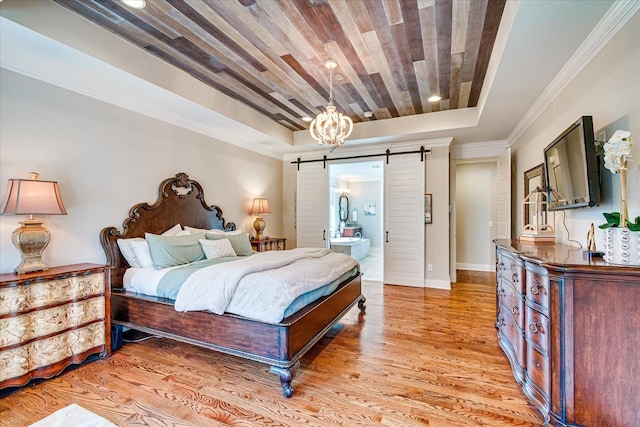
[130,240,154,268]
[199,238,237,259]
[185,225,242,236]
[162,223,183,236]
[117,238,146,268]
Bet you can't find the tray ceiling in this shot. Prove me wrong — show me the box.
[53,0,506,132]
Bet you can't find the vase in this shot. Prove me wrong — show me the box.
[603,228,640,266]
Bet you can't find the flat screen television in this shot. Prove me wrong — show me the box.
[543,116,600,210]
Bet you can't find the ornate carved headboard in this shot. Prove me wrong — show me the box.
[100,173,236,288]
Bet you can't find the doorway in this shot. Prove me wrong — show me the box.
[454,160,498,273]
[329,161,384,281]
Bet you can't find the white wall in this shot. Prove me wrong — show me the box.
[0,70,283,273]
[511,11,640,250]
[456,161,497,271]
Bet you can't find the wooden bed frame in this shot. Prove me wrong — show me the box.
[100,173,365,397]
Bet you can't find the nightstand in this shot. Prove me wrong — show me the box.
[251,237,286,252]
[0,263,111,390]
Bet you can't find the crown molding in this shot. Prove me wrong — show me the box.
[451,140,508,160]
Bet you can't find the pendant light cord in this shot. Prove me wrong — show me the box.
[328,66,334,103]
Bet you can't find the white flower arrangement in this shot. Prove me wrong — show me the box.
[600,130,635,229]
[603,130,632,173]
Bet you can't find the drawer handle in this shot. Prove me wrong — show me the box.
[511,273,519,284]
[512,306,519,316]
[495,318,505,328]
[498,262,504,271]
[498,287,506,297]
[530,281,542,295]
[529,320,542,334]
[536,362,541,370]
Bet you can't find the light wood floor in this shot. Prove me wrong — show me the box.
[1,273,544,426]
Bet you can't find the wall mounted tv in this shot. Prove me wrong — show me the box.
[543,116,600,210]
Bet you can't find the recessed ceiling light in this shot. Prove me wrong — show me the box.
[364,111,373,118]
[302,116,313,122]
[121,0,146,9]
[428,95,442,102]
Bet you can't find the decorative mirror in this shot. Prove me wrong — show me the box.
[339,193,349,222]
[524,163,547,227]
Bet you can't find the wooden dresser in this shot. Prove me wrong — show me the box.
[494,240,640,426]
[0,264,111,390]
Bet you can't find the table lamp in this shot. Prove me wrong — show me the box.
[0,172,68,274]
[250,196,271,240]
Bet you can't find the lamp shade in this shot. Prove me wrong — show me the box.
[250,197,271,216]
[0,178,67,215]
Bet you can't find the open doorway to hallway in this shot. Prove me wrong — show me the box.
[455,160,498,275]
[329,161,384,281]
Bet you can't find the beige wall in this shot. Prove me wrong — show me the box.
[424,145,451,287]
[511,12,640,249]
[0,71,283,273]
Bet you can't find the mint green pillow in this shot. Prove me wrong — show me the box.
[145,232,205,269]
[205,232,253,256]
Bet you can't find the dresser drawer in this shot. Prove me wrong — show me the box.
[0,322,106,383]
[525,305,549,353]
[497,309,525,377]
[526,268,549,311]
[498,252,524,293]
[526,345,550,402]
[498,279,524,327]
[0,297,105,348]
[0,272,105,316]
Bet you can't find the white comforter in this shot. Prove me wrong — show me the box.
[174,248,358,323]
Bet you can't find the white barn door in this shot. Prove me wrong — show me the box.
[296,162,328,248]
[384,154,425,287]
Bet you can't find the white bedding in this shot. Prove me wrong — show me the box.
[123,248,359,323]
[123,265,181,295]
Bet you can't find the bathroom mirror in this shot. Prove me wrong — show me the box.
[339,193,349,222]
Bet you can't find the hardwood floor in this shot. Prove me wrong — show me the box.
[1,273,543,426]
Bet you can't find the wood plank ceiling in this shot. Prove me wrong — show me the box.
[53,0,506,132]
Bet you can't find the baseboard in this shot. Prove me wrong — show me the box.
[424,279,452,290]
[456,263,494,272]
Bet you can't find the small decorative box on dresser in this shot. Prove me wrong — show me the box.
[494,240,640,427]
[251,237,286,252]
[0,264,111,390]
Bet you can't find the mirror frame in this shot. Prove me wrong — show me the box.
[339,193,349,222]
[524,163,547,225]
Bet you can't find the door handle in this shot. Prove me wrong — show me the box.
[385,231,389,243]
[323,230,326,241]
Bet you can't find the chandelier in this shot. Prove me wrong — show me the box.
[309,60,353,148]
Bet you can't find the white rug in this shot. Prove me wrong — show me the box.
[29,404,117,427]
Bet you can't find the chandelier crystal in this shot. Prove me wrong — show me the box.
[310,60,353,148]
